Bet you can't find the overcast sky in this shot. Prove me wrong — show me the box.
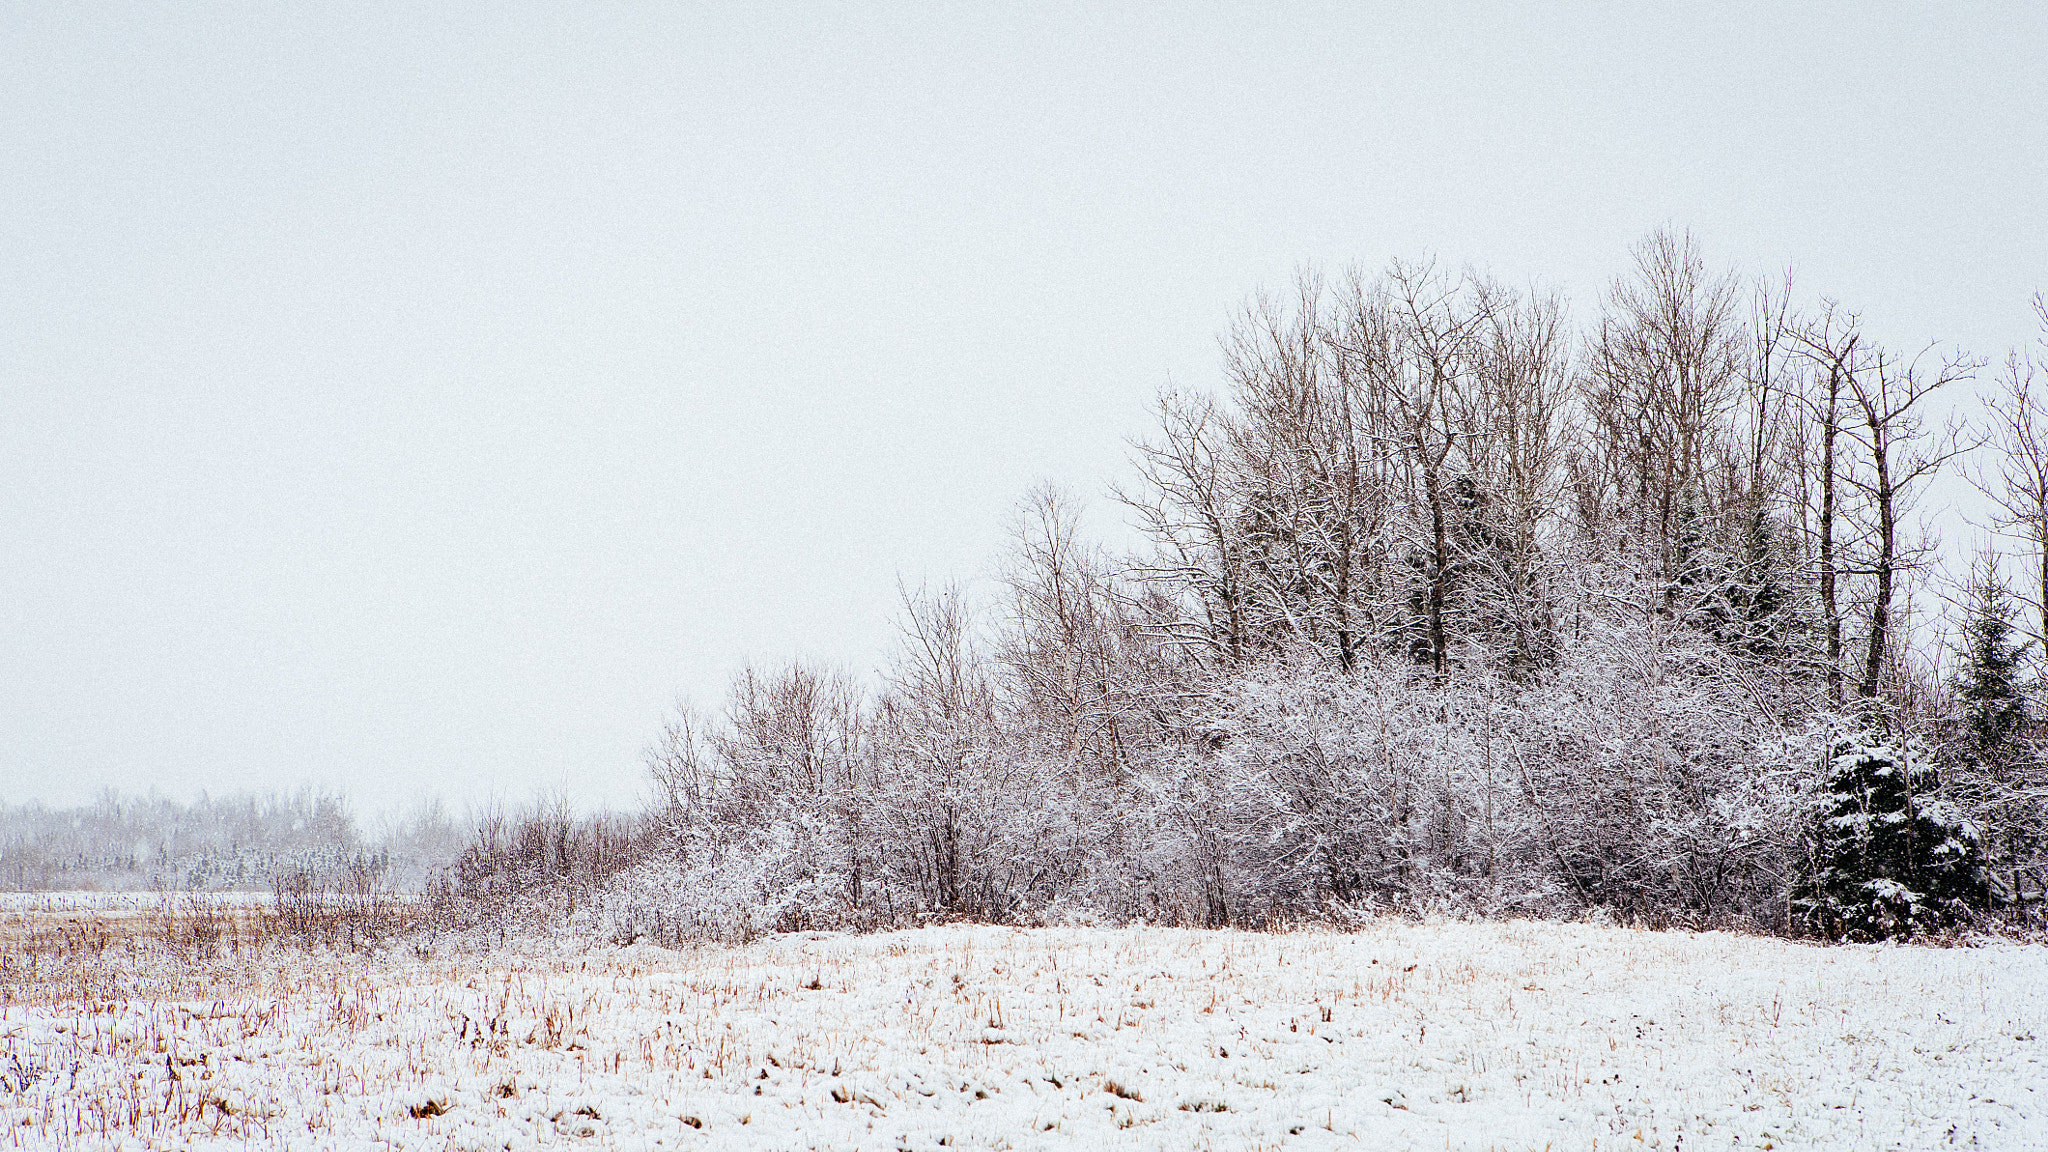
[5,3,2045,815]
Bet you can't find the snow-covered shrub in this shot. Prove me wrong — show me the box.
[1508,600,1817,929]
[1169,657,1514,921]
[610,604,1103,942]
[427,802,647,939]
[593,814,856,944]
[1109,563,1823,931]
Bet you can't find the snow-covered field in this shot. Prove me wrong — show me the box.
[2,915,2042,1150]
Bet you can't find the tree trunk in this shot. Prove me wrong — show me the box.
[1819,367,1843,704]
[1424,452,1451,679]
[1864,437,1895,700]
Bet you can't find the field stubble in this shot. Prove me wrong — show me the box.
[1,901,2043,1150]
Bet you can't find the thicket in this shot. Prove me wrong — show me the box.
[420,798,646,942]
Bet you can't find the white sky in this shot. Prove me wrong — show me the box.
[5,3,2046,815]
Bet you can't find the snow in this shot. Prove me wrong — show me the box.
[4,918,2044,1150]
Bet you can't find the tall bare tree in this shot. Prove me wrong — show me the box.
[998,484,1146,776]
[1839,347,1977,701]
[1119,391,1251,665]
[1380,260,1486,677]
[877,582,1007,913]
[1972,293,2048,648]
[1793,302,1860,704]
[1583,228,1745,567]
[1223,272,1360,665]
[1464,276,1575,672]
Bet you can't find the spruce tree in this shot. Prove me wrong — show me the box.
[1731,505,1796,661]
[1949,568,2047,911]
[1667,493,1801,663]
[1796,734,1989,940]
[1953,573,2029,770]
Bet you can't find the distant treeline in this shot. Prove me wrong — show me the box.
[0,789,466,893]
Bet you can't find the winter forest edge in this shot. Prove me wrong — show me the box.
[12,229,2048,947]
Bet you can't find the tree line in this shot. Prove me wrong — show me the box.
[404,231,2048,944]
[0,789,464,895]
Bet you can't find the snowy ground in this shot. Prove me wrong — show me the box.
[2,917,2042,1150]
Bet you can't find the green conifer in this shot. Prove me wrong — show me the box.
[1954,573,2030,769]
[1795,734,1989,940]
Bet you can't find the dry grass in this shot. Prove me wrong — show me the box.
[2,915,2042,1150]
[0,893,420,1008]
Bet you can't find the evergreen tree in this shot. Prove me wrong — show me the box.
[1668,491,1804,664]
[1947,568,2048,911]
[1953,572,2030,769]
[1795,733,1989,940]
[1730,505,1798,661]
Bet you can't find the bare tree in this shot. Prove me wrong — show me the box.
[998,484,1147,776]
[1582,228,1745,566]
[878,582,1009,914]
[1838,346,1977,701]
[1373,260,1487,677]
[646,703,718,816]
[1119,390,1251,664]
[719,662,865,800]
[1219,273,1346,662]
[1972,293,2048,648]
[1741,274,1800,504]
[1463,276,1575,672]
[1222,270,1404,671]
[1792,302,1860,703]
